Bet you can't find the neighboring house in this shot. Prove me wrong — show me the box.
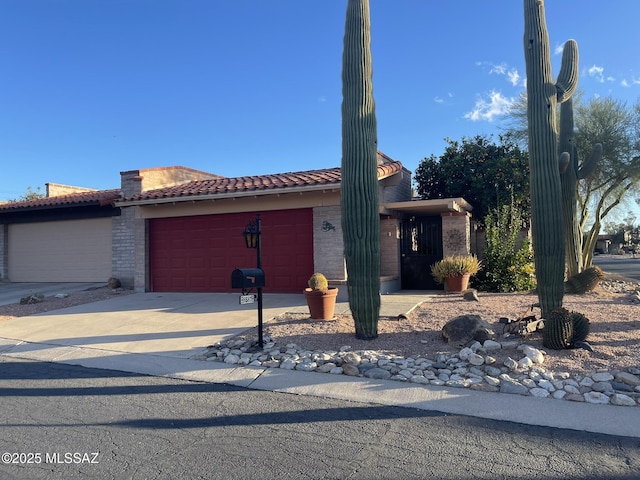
[0,153,474,292]
[595,235,613,254]
[0,185,120,282]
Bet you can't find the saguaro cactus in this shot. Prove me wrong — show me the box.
[341,0,381,339]
[523,0,579,316]
[559,98,602,278]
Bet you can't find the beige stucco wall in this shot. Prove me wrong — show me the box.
[134,190,341,219]
[46,183,98,196]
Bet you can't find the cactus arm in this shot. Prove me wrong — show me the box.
[341,0,380,340]
[558,152,570,174]
[578,143,602,179]
[559,98,582,278]
[555,40,579,103]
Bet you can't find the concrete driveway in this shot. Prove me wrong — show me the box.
[0,288,426,360]
[0,292,311,359]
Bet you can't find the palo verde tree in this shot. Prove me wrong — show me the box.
[523,0,579,316]
[574,96,640,268]
[341,0,380,339]
[9,186,45,202]
[506,93,640,273]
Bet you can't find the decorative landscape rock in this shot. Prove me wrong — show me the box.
[462,289,480,302]
[615,371,640,387]
[199,335,640,407]
[441,315,493,346]
[20,293,44,305]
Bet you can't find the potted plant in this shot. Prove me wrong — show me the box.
[304,273,339,319]
[431,255,482,292]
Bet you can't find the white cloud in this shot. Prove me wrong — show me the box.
[434,92,454,104]
[464,91,515,122]
[506,69,520,87]
[634,77,640,85]
[588,65,605,83]
[317,96,327,103]
[489,63,507,75]
[480,62,523,87]
[554,42,565,55]
[622,79,630,87]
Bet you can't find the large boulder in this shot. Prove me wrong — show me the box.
[442,314,494,346]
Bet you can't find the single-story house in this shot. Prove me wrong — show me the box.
[0,153,474,292]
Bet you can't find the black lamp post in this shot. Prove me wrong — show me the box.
[242,214,264,347]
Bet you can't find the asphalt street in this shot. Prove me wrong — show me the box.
[1,357,639,480]
[592,254,640,282]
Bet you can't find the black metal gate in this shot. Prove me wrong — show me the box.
[400,216,443,290]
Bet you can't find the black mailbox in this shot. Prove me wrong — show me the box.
[231,268,265,289]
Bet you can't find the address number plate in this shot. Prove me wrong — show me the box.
[239,294,256,305]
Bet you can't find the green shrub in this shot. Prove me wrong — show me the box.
[474,204,536,292]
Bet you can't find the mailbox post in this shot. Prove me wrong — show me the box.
[241,214,264,347]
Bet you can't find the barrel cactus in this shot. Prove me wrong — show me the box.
[542,307,590,350]
[564,265,604,294]
[308,273,329,291]
[543,308,574,350]
[571,312,590,344]
[340,0,381,339]
[523,0,579,316]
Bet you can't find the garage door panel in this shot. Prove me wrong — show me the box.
[8,218,112,282]
[149,209,313,293]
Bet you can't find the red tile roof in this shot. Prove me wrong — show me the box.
[0,189,121,211]
[1,154,404,211]
[120,160,404,204]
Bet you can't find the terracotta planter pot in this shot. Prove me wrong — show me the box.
[304,288,339,319]
[445,274,471,292]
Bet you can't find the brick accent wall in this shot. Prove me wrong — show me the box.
[441,212,471,257]
[380,216,400,277]
[312,205,346,281]
[0,224,7,281]
[111,209,137,290]
[113,171,144,290]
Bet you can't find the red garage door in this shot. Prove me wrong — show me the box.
[149,209,314,293]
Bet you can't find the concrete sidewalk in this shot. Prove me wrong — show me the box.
[1,291,639,439]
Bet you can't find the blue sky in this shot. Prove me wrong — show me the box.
[1,1,639,203]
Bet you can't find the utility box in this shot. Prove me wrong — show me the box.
[231,268,265,289]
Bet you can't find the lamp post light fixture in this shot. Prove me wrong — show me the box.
[242,213,264,347]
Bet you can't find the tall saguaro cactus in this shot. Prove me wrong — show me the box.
[341,0,381,339]
[523,0,579,316]
[559,98,602,278]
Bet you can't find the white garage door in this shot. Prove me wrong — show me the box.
[8,218,112,282]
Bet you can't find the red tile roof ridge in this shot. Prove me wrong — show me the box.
[121,160,403,203]
[0,189,121,211]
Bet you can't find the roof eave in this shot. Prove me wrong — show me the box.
[115,183,342,207]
